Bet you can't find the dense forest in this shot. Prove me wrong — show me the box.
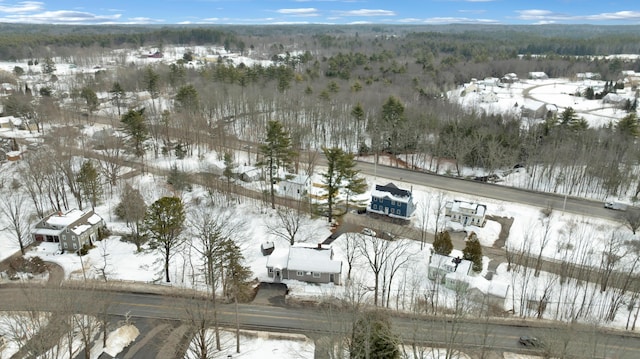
[3,24,640,200]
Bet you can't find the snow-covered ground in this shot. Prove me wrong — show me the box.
[449,77,636,129]
[1,45,640,357]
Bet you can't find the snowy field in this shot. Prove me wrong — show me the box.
[1,45,639,357]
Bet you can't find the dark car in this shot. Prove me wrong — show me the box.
[519,335,541,347]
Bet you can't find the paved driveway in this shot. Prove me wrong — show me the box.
[252,282,288,306]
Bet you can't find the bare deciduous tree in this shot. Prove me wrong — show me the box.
[535,206,554,277]
[0,190,32,255]
[265,205,305,245]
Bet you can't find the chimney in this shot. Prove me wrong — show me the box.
[317,243,322,249]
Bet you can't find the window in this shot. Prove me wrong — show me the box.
[391,200,395,205]
[296,271,304,276]
[390,208,394,214]
[312,272,321,278]
[372,204,377,210]
[72,242,77,249]
[268,268,273,273]
[63,242,68,249]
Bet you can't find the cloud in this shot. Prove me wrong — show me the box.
[336,9,396,16]
[424,16,499,24]
[517,9,640,22]
[1,10,122,24]
[584,10,640,21]
[458,9,486,14]
[127,17,164,24]
[0,1,43,13]
[276,8,318,16]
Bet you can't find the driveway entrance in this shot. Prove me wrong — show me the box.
[252,282,288,306]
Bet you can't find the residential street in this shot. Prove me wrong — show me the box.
[1,286,640,358]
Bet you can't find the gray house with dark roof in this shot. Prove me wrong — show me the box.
[32,209,105,253]
[266,243,342,285]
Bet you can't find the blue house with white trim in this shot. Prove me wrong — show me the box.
[367,183,416,220]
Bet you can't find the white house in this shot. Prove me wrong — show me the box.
[602,93,628,106]
[500,73,518,85]
[528,71,548,80]
[280,174,310,199]
[266,243,342,285]
[31,209,105,253]
[445,200,487,227]
[576,72,601,80]
[428,253,509,308]
[428,253,472,290]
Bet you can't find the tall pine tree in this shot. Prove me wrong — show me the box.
[432,231,453,256]
[463,233,483,272]
[351,310,400,359]
[76,160,102,211]
[121,108,148,158]
[259,120,296,209]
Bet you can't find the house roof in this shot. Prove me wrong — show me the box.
[266,248,289,270]
[429,253,472,276]
[372,183,412,202]
[283,174,310,185]
[87,213,103,225]
[267,243,342,274]
[449,200,486,216]
[71,224,92,235]
[46,209,86,227]
[35,209,104,237]
[528,71,548,78]
[31,227,64,236]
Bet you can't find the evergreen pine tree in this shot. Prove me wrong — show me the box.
[121,108,148,157]
[351,311,400,359]
[322,147,366,222]
[432,231,453,256]
[259,120,296,209]
[76,160,102,210]
[463,234,483,272]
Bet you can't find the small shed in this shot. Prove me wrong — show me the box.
[280,174,310,199]
[6,150,21,161]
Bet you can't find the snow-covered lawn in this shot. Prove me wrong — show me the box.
[185,329,314,359]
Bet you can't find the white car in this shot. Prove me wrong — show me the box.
[361,228,376,236]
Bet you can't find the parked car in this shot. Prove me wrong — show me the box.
[604,201,628,211]
[361,228,376,236]
[519,335,542,347]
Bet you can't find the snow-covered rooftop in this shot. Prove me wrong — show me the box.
[371,183,412,203]
[429,253,472,276]
[87,213,102,225]
[449,200,486,216]
[46,209,86,227]
[71,224,91,235]
[267,244,342,274]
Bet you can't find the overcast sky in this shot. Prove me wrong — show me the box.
[0,0,638,25]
